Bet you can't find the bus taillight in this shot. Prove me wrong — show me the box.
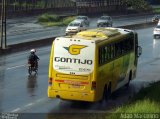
[92,81,96,90]
[48,78,53,85]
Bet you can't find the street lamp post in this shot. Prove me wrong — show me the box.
[0,0,7,49]
[1,0,4,49]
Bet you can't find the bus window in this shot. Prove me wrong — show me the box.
[104,46,108,62]
[111,44,115,58]
[98,48,102,65]
[107,45,111,60]
[115,42,121,57]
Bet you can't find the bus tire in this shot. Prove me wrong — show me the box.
[125,71,132,88]
[102,84,111,102]
[103,86,108,101]
[99,86,107,103]
[107,83,111,99]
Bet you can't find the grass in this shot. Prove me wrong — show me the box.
[37,13,75,27]
[107,81,160,119]
[153,8,160,14]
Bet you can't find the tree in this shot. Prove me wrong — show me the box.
[121,0,152,12]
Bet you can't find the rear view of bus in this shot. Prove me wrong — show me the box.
[48,37,96,102]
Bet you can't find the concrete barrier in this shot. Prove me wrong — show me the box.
[0,37,55,55]
[0,21,157,55]
[118,21,156,30]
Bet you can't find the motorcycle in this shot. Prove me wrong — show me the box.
[28,61,38,75]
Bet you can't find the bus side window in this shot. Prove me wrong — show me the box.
[111,43,116,58]
[99,44,116,65]
[110,44,114,60]
[115,43,121,57]
[130,38,134,50]
[123,39,127,53]
[107,45,111,60]
[121,41,125,54]
[99,47,106,65]
[102,47,106,63]
[99,48,102,65]
[126,38,133,51]
[104,46,108,62]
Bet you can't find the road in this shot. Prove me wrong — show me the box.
[6,15,154,45]
[0,26,160,117]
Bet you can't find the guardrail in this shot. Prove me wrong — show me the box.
[0,21,157,55]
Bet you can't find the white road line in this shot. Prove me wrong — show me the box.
[36,98,46,103]
[25,103,34,107]
[11,108,21,112]
[6,64,26,70]
[10,98,48,112]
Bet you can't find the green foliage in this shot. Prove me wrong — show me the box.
[118,99,160,113]
[38,13,60,22]
[153,8,160,14]
[45,22,65,27]
[132,81,160,102]
[121,0,152,12]
[62,16,75,26]
[38,14,75,27]
[36,1,45,8]
[12,2,20,6]
[107,81,160,119]
[21,2,27,7]
[107,99,160,119]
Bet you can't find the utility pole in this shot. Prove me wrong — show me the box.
[0,0,7,49]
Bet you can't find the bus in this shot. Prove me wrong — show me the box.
[48,27,142,102]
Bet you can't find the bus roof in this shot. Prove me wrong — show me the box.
[73,27,132,41]
[57,27,133,43]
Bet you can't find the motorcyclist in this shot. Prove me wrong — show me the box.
[28,49,39,70]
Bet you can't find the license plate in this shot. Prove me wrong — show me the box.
[71,85,80,88]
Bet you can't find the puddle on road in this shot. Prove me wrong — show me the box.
[26,74,38,97]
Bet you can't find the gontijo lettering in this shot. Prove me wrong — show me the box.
[54,57,93,65]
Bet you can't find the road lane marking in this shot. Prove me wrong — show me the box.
[6,64,26,70]
[36,98,46,102]
[25,103,34,107]
[11,108,21,112]
[11,98,48,113]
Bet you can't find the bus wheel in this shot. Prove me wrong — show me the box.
[99,86,107,103]
[102,84,111,101]
[107,83,111,99]
[125,72,132,88]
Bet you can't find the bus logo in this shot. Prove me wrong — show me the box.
[64,44,87,55]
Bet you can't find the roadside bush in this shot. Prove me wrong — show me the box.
[107,99,160,119]
[107,81,160,119]
[62,16,75,26]
[38,13,75,27]
[46,22,65,27]
[153,8,160,14]
[38,13,60,22]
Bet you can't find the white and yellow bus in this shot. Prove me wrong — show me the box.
[48,27,142,102]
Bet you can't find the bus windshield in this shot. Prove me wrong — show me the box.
[53,38,95,75]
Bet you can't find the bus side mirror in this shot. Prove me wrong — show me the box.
[137,46,142,58]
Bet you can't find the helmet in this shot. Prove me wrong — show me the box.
[30,49,36,53]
